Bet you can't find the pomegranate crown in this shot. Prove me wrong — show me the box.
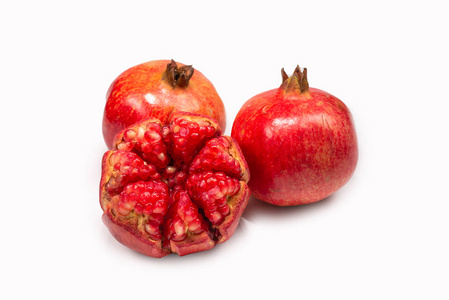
[280,65,309,93]
[162,59,195,88]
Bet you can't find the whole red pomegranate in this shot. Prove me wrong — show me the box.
[100,112,250,257]
[231,66,358,206]
[102,59,226,149]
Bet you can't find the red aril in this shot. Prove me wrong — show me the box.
[102,59,226,149]
[100,112,250,257]
[231,66,358,206]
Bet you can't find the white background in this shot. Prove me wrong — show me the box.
[1,1,448,299]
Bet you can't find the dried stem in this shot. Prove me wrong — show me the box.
[280,65,309,93]
[162,59,194,88]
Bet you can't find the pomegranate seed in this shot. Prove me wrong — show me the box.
[188,219,201,232]
[123,129,136,141]
[145,131,161,143]
[174,219,185,237]
[117,141,133,151]
[190,132,200,140]
[141,142,151,153]
[146,122,161,132]
[205,126,215,137]
[176,137,188,150]
[137,126,146,139]
[153,201,165,214]
[143,204,154,215]
[219,204,230,216]
[210,212,222,224]
[161,126,170,139]
[179,126,189,137]
[163,166,177,178]
[144,222,159,236]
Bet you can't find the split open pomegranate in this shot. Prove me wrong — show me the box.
[100,112,250,257]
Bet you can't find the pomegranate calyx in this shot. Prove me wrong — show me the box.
[280,65,309,94]
[163,59,194,88]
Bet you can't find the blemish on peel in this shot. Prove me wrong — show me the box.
[272,118,296,127]
[144,93,157,104]
[264,127,273,139]
[262,105,270,114]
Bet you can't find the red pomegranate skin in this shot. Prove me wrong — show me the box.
[231,69,358,206]
[103,60,226,149]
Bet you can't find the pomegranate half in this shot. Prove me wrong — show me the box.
[100,112,250,257]
[102,59,226,149]
[231,66,358,206]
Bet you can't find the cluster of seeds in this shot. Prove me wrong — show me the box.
[189,136,242,177]
[163,190,208,242]
[186,171,240,225]
[116,121,170,169]
[105,151,160,195]
[117,180,169,239]
[169,116,218,168]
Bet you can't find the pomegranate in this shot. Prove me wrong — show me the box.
[100,112,250,257]
[231,66,358,206]
[102,59,226,149]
